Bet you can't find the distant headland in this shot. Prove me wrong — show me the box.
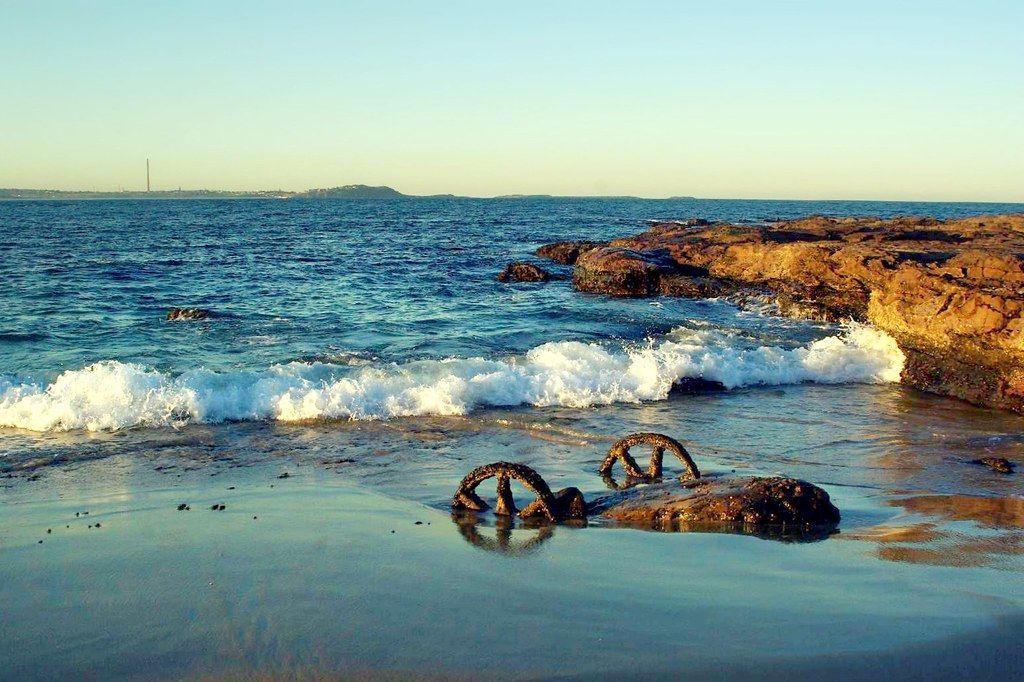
[0,184,434,200]
[0,185,694,201]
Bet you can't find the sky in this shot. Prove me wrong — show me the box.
[2,0,1022,201]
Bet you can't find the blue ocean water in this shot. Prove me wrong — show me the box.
[4,198,1024,680]
[1,197,1022,434]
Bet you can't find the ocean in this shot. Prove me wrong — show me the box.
[2,197,1023,679]
[4,197,1019,435]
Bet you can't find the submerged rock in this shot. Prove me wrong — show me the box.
[496,262,552,283]
[671,377,727,394]
[541,214,1024,413]
[167,307,212,321]
[590,476,841,540]
[972,457,1016,474]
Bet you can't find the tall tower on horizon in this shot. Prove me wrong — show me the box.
[146,158,151,192]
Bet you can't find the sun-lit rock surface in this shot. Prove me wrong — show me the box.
[541,215,1024,413]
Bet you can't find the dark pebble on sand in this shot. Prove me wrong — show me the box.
[227,486,235,490]
[38,540,43,544]
[972,457,1016,474]
[95,522,101,528]
[253,516,257,520]
[47,528,51,534]
[177,503,188,511]
[414,521,423,525]
[210,504,226,510]
[278,472,290,479]
[390,530,395,534]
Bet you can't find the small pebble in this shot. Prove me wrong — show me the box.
[95,522,101,528]
[227,486,235,490]
[253,516,258,520]
[414,521,423,525]
[390,530,395,534]
[38,540,43,544]
[177,503,188,511]
[47,528,52,534]
[278,472,290,479]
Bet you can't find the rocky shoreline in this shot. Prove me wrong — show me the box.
[537,214,1024,414]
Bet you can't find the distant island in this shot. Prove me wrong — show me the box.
[0,184,695,201]
[0,184,420,200]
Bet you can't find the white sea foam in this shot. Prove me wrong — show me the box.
[0,324,904,432]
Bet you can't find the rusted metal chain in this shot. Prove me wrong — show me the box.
[451,435,699,523]
[451,461,589,522]
[598,432,701,482]
[452,461,560,522]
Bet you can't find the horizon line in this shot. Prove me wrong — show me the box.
[1,185,1023,205]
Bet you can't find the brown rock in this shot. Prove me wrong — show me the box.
[572,247,672,296]
[496,262,552,283]
[972,457,1016,474]
[541,214,1024,413]
[535,240,605,265]
[591,476,840,539]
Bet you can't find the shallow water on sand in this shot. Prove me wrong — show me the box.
[2,198,1024,678]
[3,384,1024,679]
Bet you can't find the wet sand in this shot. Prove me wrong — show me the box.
[3,385,1023,680]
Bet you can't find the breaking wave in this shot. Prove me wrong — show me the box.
[0,324,904,432]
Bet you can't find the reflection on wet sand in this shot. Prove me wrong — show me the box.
[841,523,944,544]
[452,513,556,555]
[893,494,1024,528]
[843,494,1024,569]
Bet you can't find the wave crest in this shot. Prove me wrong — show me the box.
[0,324,904,432]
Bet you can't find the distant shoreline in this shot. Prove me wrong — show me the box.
[1,185,1021,203]
[0,184,692,201]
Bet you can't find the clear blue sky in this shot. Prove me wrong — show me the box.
[2,0,1022,200]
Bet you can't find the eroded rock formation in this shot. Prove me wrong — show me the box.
[540,215,1024,413]
[534,240,603,265]
[590,476,841,539]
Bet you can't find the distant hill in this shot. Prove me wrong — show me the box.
[0,185,697,201]
[0,184,422,201]
[298,185,408,199]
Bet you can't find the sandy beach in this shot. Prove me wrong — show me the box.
[4,385,1023,679]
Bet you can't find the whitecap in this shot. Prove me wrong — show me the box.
[0,324,904,432]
